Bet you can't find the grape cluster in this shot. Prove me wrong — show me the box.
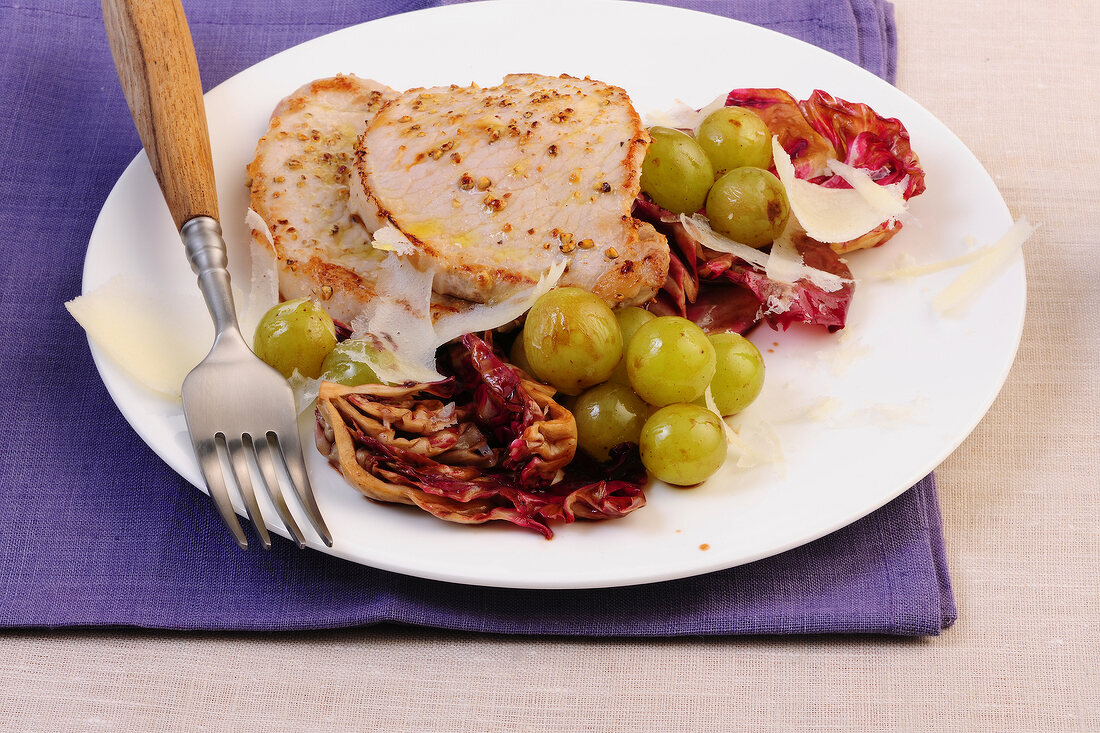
[519,290,765,486]
[640,107,790,247]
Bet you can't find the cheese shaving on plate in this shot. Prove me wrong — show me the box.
[370,225,417,255]
[866,218,1034,293]
[933,217,1035,315]
[642,94,726,131]
[701,387,783,470]
[240,213,280,347]
[288,371,323,415]
[772,136,908,244]
[349,254,443,383]
[432,258,567,345]
[65,275,212,399]
[680,213,849,294]
[347,252,569,387]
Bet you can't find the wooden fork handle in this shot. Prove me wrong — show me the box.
[103,0,219,229]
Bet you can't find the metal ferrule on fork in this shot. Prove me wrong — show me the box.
[181,216,240,338]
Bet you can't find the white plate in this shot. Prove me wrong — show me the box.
[84,0,1024,588]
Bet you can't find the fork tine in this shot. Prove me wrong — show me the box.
[270,431,333,547]
[250,434,306,549]
[194,437,248,549]
[225,435,272,550]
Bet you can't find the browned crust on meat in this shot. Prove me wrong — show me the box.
[247,75,397,323]
[590,221,669,306]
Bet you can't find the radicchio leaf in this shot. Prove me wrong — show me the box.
[726,87,925,252]
[797,90,925,199]
[316,334,646,538]
[634,196,852,332]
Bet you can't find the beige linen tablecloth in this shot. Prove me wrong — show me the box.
[3,0,1097,729]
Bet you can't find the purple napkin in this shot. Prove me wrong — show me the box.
[0,0,955,635]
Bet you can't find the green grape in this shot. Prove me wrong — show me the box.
[523,287,623,395]
[320,339,382,387]
[705,167,790,247]
[253,298,336,379]
[608,306,656,385]
[696,107,772,177]
[708,333,765,416]
[640,127,714,214]
[573,382,650,462]
[640,404,728,486]
[626,316,716,406]
[508,329,538,377]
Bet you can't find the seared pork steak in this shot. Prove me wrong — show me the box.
[351,73,669,306]
[247,75,400,325]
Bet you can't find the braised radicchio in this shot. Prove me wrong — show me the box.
[634,198,854,333]
[641,87,925,333]
[315,334,646,538]
[726,88,925,253]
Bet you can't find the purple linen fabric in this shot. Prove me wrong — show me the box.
[0,0,955,635]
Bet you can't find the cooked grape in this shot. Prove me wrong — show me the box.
[253,298,336,379]
[608,306,656,385]
[640,126,714,214]
[705,167,790,247]
[696,107,772,176]
[573,382,650,462]
[509,328,536,376]
[627,316,716,406]
[708,333,765,416]
[640,403,728,485]
[523,287,623,395]
[320,339,382,387]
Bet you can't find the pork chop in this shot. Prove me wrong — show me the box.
[350,73,669,307]
[246,75,404,325]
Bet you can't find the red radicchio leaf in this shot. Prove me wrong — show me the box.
[450,333,553,484]
[318,334,647,539]
[726,88,925,253]
[683,284,762,335]
[797,90,926,199]
[700,235,854,332]
[348,428,645,539]
[726,88,836,178]
[634,193,853,332]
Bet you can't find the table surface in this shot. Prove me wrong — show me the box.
[4,1,1098,730]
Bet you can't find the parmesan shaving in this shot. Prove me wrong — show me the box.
[724,412,785,470]
[350,253,444,383]
[680,213,768,268]
[681,213,849,293]
[854,402,923,427]
[933,217,1035,315]
[642,94,726,131]
[764,227,806,285]
[240,214,279,347]
[702,386,739,445]
[65,274,212,399]
[868,248,989,281]
[245,207,274,248]
[772,136,908,244]
[818,330,870,376]
[827,159,908,220]
[432,258,567,345]
[701,387,783,470]
[370,225,417,255]
[287,370,322,415]
[805,397,842,422]
[347,252,569,385]
[867,221,1033,283]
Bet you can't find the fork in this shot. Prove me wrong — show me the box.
[102,0,332,549]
